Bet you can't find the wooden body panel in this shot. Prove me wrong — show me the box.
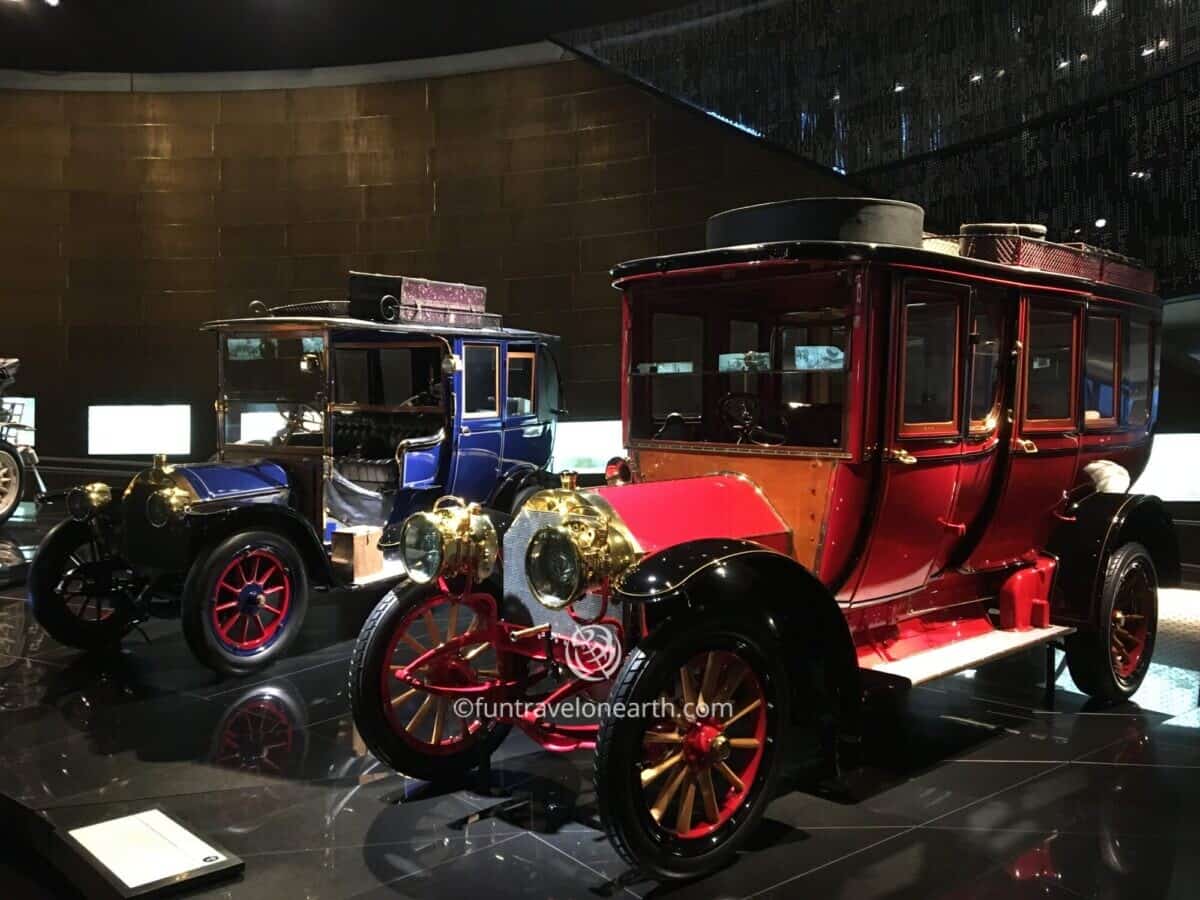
[631,445,837,571]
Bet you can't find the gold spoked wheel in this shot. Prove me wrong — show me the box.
[0,446,21,523]
[639,650,768,838]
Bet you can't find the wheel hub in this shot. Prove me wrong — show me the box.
[683,722,728,765]
[237,583,264,613]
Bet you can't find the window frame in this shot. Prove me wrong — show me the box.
[1122,315,1155,429]
[898,283,964,439]
[1022,297,1080,433]
[461,343,500,420]
[505,349,537,420]
[967,288,1007,436]
[1083,311,1120,431]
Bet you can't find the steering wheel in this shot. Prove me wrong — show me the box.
[717,392,784,447]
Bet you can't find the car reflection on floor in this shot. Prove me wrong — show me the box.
[0,506,1198,898]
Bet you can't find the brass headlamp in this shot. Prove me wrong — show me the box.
[524,473,639,610]
[66,482,113,522]
[391,496,499,584]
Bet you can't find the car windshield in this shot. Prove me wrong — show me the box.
[221,332,326,448]
[628,270,852,449]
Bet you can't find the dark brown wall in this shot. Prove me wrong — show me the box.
[0,59,847,458]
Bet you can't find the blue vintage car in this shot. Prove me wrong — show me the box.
[29,272,562,674]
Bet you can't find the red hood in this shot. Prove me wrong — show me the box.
[592,474,790,556]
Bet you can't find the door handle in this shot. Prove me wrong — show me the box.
[1016,437,1038,454]
[887,448,917,465]
[460,425,471,436]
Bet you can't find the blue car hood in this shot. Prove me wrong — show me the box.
[172,460,289,502]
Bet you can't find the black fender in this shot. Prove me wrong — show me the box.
[186,501,335,586]
[615,538,861,737]
[1048,492,1180,626]
[486,464,555,513]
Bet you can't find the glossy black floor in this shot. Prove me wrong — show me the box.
[1,504,1199,899]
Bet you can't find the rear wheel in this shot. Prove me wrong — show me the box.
[29,519,136,649]
[595,615,787,880]
[1065,542,1158,703]
[182,530,308,676]
[0,441,22,526]
[349,581,529,782]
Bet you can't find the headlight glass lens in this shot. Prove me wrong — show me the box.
[400,514,443,583]
[146,491,171,528]
[526,526,583,610]
[66,488,91,522]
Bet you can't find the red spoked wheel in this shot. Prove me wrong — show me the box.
[1109,557,1153,685]
[381,588,506,755]
[182,530,309,676]
[209,548,293,655]
[639,650,768,839]
[350,580,530,782]
[211,685,307,779]
[1066,541,1159,703]
[595,615,787,881]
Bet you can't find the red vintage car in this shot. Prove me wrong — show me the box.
[349,198,1179,881]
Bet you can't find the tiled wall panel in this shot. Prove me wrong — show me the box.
[0,59,846,457]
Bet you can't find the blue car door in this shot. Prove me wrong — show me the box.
[500,344,553,475]
[450,341,503,501]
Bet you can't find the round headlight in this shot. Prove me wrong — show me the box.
[399,513,444,584]
[66,487,91,522]
[67,482,112,521]
[146,486,189,528]
[526,526,584,610]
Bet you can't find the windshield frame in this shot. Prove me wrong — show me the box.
[217,325,331,457]
[623,266,858,460]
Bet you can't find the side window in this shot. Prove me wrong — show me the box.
[1123,318,1152,426]
[646,312,703,418]
[506,351,536,417]
[969,290,1005,431]
[1025,303,1077,426]
[901,295,960,435]
[463,344,498,417]
[536,345,560,419]
[1084,314,1119,427]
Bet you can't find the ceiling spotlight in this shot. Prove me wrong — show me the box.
[830,91,840,103]
[996,68,1007,78]
[1095,218,1107,228]
[970,73,983,83]
[1091,0,1108,15]
[893,82,905,93]
[1079,53,1089,62]
[45,0,60,5]
[1158,38,1169,50]
[1057,59,1070,70]
[1141,45,1156,57]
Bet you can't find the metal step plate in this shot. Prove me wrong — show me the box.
[863,625,1075,686]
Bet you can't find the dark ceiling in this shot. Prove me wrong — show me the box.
[0,0,693,73]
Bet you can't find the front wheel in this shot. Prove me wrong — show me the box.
[181,530,309,676]
[349,581,528,782]
[1065,541,1158,703]
[0,440,23,526]
[595,615,787,881]
[29,519,137,650]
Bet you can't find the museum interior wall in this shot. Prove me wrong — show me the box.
[0,57,848,459]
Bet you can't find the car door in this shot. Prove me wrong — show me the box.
[852,278,968,601]
[450,342,503,502]
[964,295,1082,570]
[500,344,552,474]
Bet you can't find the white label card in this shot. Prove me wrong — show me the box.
[68,809,226,890]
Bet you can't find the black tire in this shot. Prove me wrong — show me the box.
[349,580,529,782]
[0,440,23,526]
[1065,542,1158,703]
[29,519,136,650]
[181,530,309,676]
[595,614,789,881]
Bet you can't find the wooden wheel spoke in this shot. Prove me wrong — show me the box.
[679,664,698,710]
[713,663,748,706]
[715,760,745,793]
[640,750,683,787]
[431,697,447,744]
[698,768,719,823]
[423,610,441,647]
[643,731,685,744]
[650,765,689,822]
[407,695,435,732]
[401,633,428,655]
[722,697,762,730]
[698,651,722,712]
[463,641,490,662]
[675,779,696,834]
[445,603,460,641]
[390,686,418,708]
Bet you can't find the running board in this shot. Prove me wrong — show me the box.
[863,625,1074,686]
